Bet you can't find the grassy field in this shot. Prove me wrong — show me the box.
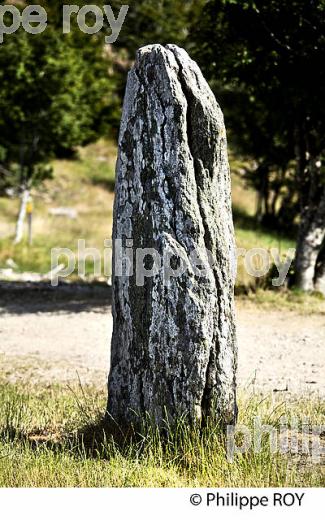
[0,139,324,316]
[0,380,324,487]
[0,140,116,276]
[0,140,292,273]
[0,142,324,487]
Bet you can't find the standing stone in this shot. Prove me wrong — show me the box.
[108,44,237,428]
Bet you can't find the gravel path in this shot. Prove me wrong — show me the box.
[0,299,324,395]
[237,309,324,395]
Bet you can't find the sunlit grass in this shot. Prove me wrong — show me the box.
[0,140,115,275]
[237,288,325,314]
[0,381,324,487]
[0,140,321,306]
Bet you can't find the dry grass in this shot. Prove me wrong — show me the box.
[0,140,115,274]
[0,140,324,313]
[0,379,324,487]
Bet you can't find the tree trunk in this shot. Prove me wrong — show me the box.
[107,45,237,429]
[14,188,30,244]
[314,242,325,295]
[295,185,325,291]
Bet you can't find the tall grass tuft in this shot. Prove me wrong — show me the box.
[0,381,324,487]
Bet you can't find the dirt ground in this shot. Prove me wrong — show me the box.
[0,283,324,396]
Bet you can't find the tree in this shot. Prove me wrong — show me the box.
[315,242,325,294]
[0,2,120,242]
[194,0,325,292]
[111,0,206,55]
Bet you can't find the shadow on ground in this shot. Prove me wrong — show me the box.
[0,414,143,461]
[0,281,112,315]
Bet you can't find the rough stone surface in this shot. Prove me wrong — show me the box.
[108,44,237,427]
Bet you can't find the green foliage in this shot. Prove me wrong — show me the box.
[0,1,120,192]
[193,0,325,229]
[111,0,206,54]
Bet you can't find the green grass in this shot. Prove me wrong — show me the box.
[0,381,324,487]
[0,140,115,275]
[0,139,324,312]
[0,142,287,276]
[237,288,325,314]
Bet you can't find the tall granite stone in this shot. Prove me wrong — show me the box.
[108,44,237,428]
